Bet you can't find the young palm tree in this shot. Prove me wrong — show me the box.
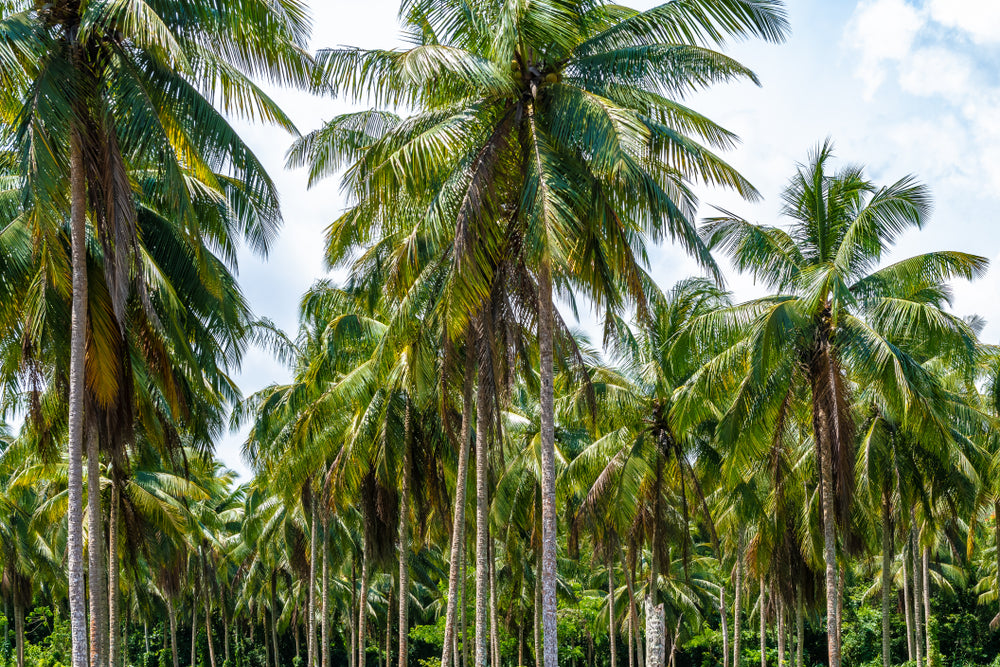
[691,140,988,667]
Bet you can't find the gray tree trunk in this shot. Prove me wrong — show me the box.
[272,572,280,667]
[462,548,470,667]
[537,261,559,667]
[923,546,931,664]
[534,554,542,667]
[911,528,923,667]
[720,585,730,667]
[14,602,24,667]
[109,483,121,667]
[309,508,318,667]
[796,590,803,667]
[476,359,491,667]
[442,346,475,667]
[903,545,914,662]
[167,598,179,667]
[490,541,499,667]
[881,493,892,667]
[88,426,107,667]
[734,544,743,667]
[776,594,785,667]
[359,537,370,667]
[759,579,766,667]
[68,126,90,667]
[386,581,393,667]
[323,526,331,667]
[622,550,643,667]
[205,573,217,667]
[399,396,413,667]
[609,558,617,667]
[191,603,198,667]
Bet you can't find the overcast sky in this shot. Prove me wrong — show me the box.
[218,0,1000,479]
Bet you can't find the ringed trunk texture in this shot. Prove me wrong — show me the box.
[88,426,107,667]
[323,526,331,667]
[537,261,559,667]
[359,537,370,667]
[720,584,730,667]
[14,602,24,667]
[622,550,643,667]
[462,547,470,667]
[168,598,179,667]
[191,599,198,667]
[911,530,923,667]
[109,483,121,667]
[923,546,931,663]
[490,540,499,667]
[442,345,475,667]
[608,558,617,667]
[534,553,542,667]
[309,508,318,667]
[776,595,785,667]
[204,576,217,667]
[398,396,413,667]
[475,358,491,667]
[881,493,892,667]
[734,544,743,667]
[903,547,914,662]
[67,125,90,667]
[759,578,766,667]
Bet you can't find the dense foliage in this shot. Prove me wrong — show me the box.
[0,2,997,667]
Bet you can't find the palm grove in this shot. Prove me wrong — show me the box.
[0,1,996,667]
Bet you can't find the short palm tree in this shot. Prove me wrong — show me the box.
[691,140,987,667]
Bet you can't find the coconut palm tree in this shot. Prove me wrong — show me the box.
[690,140,988,667]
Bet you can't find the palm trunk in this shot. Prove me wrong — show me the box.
[776,595,785,667]
[359,535,370,667]
[759,578,766,667]
[443,345,476,667]
[646,507,663,667]
[386,582,394,667]
[271,571,280,667]
[518,617,524,667]
[534,553,542,667]
[309,508,318,667]
[462,544,470,667]
[14,602,24,667]
[67,126,90,667]
[622,549,643,667]
[475,357,491,667]
[537,261,558,667]
[205,581,217,667]
[734,544,743,667]
[144,620,150,658]
[168,598,179,667]
[223,599,230,666]
[323,525,331,667]
[350,561,357,667]
[192,601,198,667]
[911,527,923,667]
[399,396,413,667]
[608,557,617,667]
[490,540,500,667]
[109,483,121,667]
[903,546,914,662]
[795,590,803,667]
[881,493,892,667]
[923,547,931,663]
[88,425,108,667]
[720,584,730,667]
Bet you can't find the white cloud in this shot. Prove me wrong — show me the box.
[928,0,1000,44]
[846,0,925,95]
[898,46,973,96]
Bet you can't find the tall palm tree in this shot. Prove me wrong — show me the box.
[299,4,789,663]
[690,140,987,667]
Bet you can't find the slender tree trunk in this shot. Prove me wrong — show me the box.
[351,560,357,667]
[309,508,318,667]
[475,358,491,667]
[911,527,923,667]
[88,425,108,667]
[144,620,149,658]
[272,572,280,667]
[759,578,766,667]
[205,578,217,667]
[721,584,730,667]
[168,598,179,667]
[537,260,558,667]
[903,544,914,662]
[518,617,524,667]
[109,483,121,667]
[734,544,743,667]
[14,602,24,667]
[265,610,272,667]
[399,396,413,667]
[386,582,394,667]
[68,126,90,667]
[358,535,369,667]
[295,606,302,663]
[622,549,643,667]
[881,493,892,667]
[923,546,931,664]
[443,345,476,667]
[646,512,663,667]
[776,595,785,667]
[534,553,542,667]
[192,601,198,667]
[608,556,617,667]
[796,590,803,667]
[323,525,331,667]
[812,348,841,667]
[628,612,634,667]
[462,548,470,667]
[223,599,230,666]
[490,540,500,667]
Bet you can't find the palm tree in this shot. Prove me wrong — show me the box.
[692,140,987,667]
[300,4,790,663]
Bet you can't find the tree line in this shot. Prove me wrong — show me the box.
[1,2,998,667]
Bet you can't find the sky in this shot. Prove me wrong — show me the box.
[218,0,1000,479]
